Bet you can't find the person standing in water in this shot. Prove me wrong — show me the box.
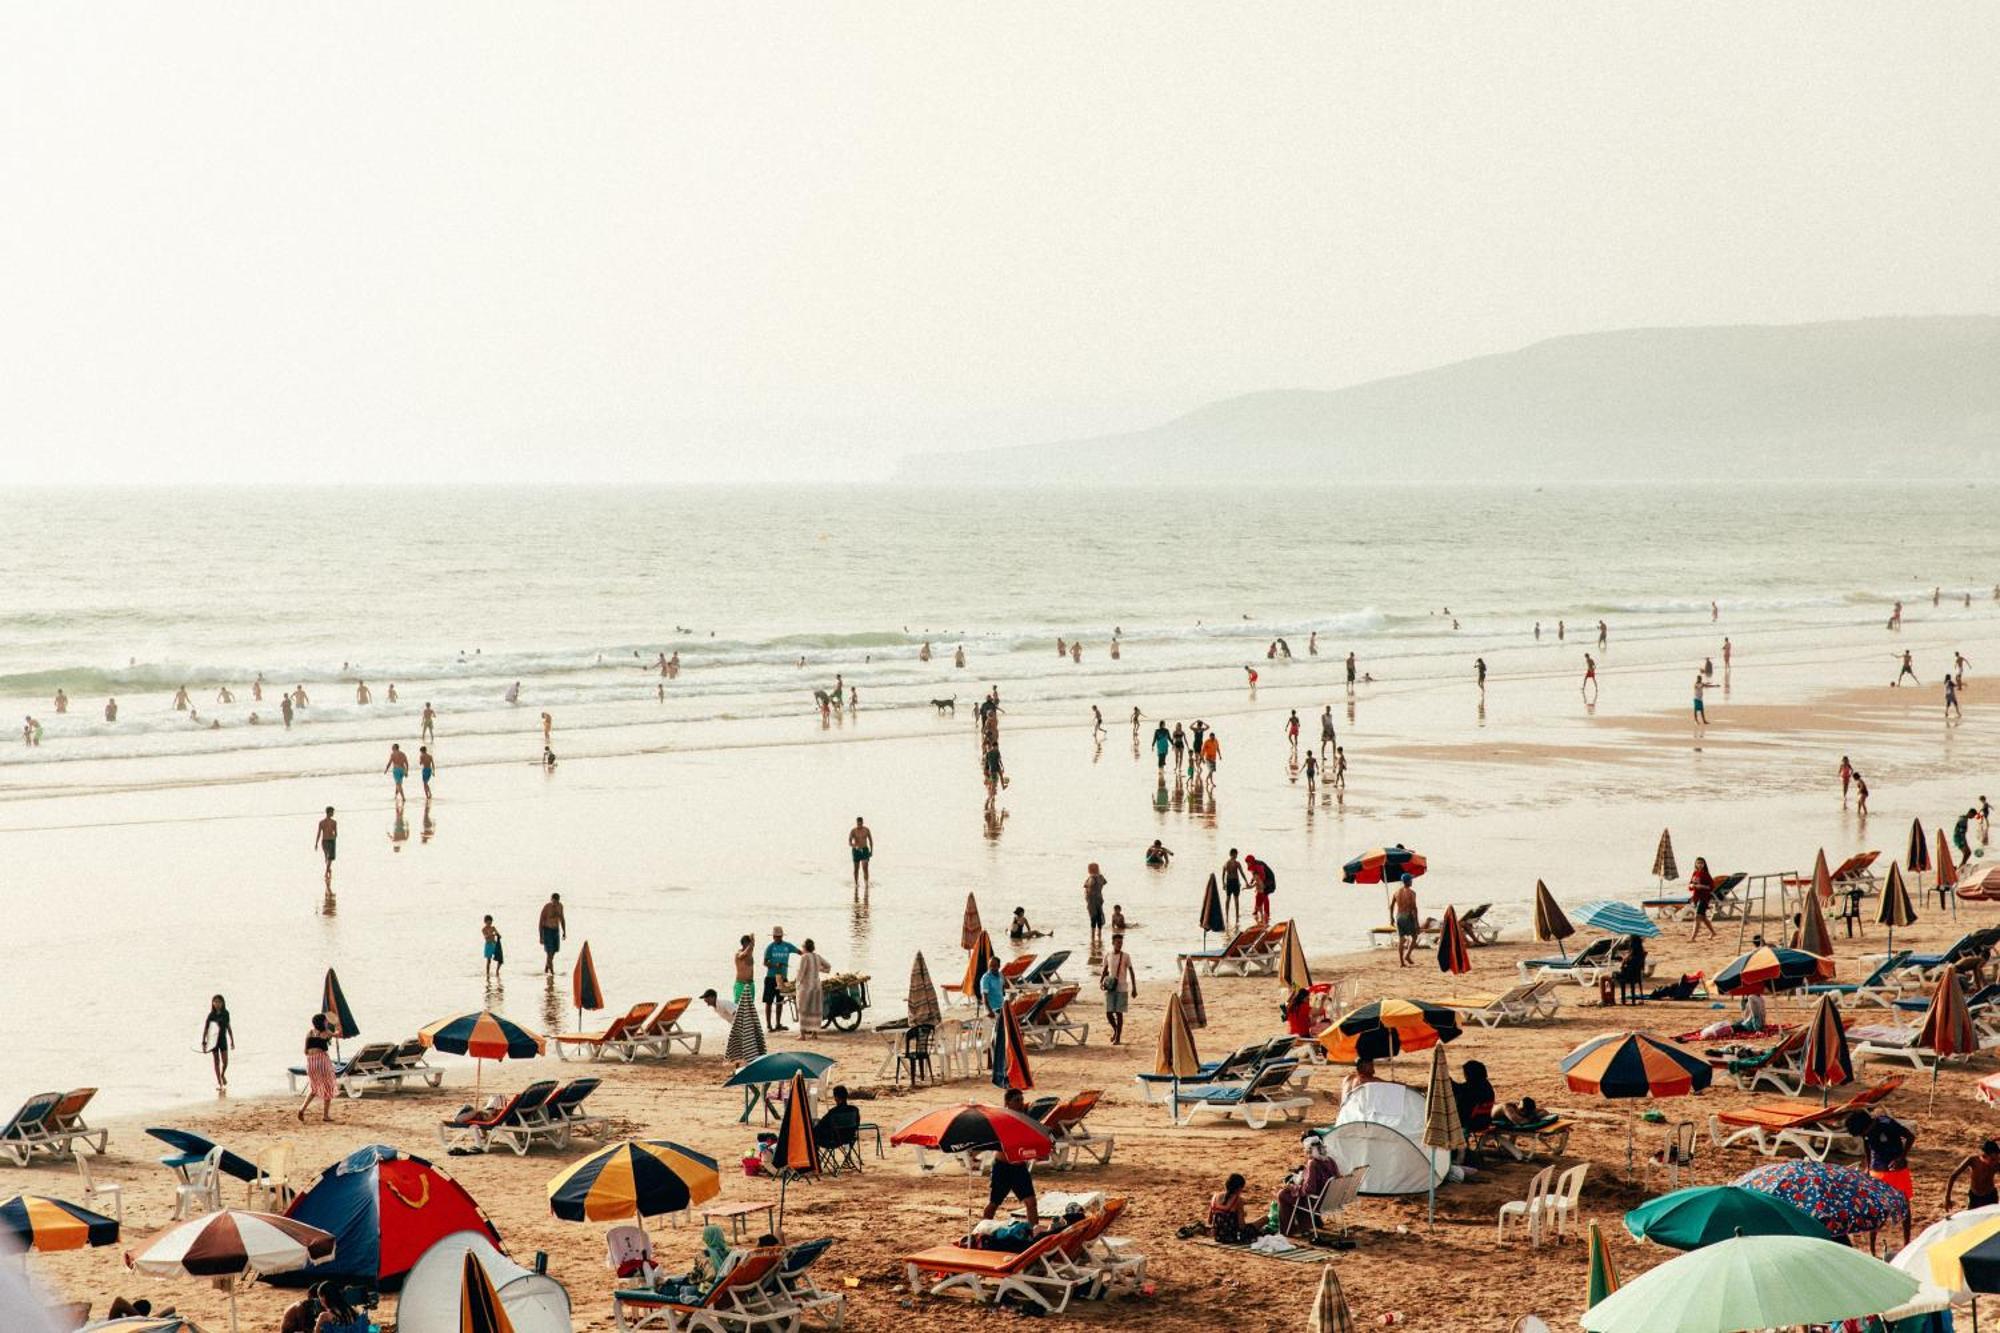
[355,681,371,705]
[848,816,874,890]
[384,743,409,800]
[420,702,436,743]
[1693,672,1709,727]
[314,807,338,885]
[1581,653,1598,701]
[1854,770,1871,816]
[1722,638,1733,670]
[202,994,234,1090]
[53,688,67,714]
[1475,658,1487,695]
[1091,705,1104,738]
[1839,756,1854,805]
[538,893,567,974]
[1897,650,1918,684]
[541,712,553,748]
[1284,710,1300,753]
[481,915,502,981]
[1390,874,1420,968]
[1345,652,1357,690]
[1946,675,1963,721]
[1319,706,1337,761]
[418,745,435,798]
[1082,862,1108,949]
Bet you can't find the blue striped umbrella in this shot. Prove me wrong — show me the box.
[1573,900,1660,939]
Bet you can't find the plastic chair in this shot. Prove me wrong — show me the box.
[1645,1122,1696,1192]
[174,1146,224,1219]
[1546,1163,1588,1239]
[895,1024,935,1090]
[75,1153,121,1223]
[1496,1164,1555,1245]
[251,1141,298,1210]
[933,1018,964,1081]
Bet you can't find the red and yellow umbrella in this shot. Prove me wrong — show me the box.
[1342,845,1427,885]
[961,931,997,1003]
[891,1103,1052,1163]
[459,1245,517,1333]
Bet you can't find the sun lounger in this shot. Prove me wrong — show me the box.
[1176,925,1269,976]
[903,1226,1085,1314]
[1804,953,1908,1008]
[1132,1041,1266,1103]
[37,1088,108,1158]
[1852,1022,1987,1072]
[1519,936,1619,985]
[632,997,701,1058]
[775,1236,845,1328]
[548,1078,610,1141]
[614,1247,794,1332]
[1476,1116,1575,1162]
[1446,979,1563,1028]
[999,954,1037,986]
[1893,934,1978,984]
[1043,1090,1114,1169]
[1022,986,1088,1050]
[437,1079,564,1155]
[1237,922,1289,977]
[0,1090,97,1166]
[1707,1077,1905,1160]
[554,1003,657,1062]
[382,1037,446,1087]
[1171,1060,1312,1129]
[1015,951,1072,990]
[286,1042,391,1094]
[1369,919,1443,950]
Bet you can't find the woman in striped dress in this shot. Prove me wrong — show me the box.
[297,1013,337,1122]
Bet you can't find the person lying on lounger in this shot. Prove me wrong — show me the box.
[1492,1098,1549,1129]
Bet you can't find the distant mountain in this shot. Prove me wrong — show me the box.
[895,316,2000,483]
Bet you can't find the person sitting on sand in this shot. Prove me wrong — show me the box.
[1144,839,1173,868]
[1207,1173,1257,1244]
[1277,1133,1341,1236]
[1008,907,1045,941]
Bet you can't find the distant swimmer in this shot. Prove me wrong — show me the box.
[356,681,372,705]
[954,645,966,668]
[667,651,680,678]
[292,684,309,708]
[1109,638,1121,660]
[384,744,409,798]
[386,683,398,703]
[1071,642,1082,664]
[1890,601,1903,631]
[420,702,436,742]
[1244,665,1258,687]
[1056,638,1067,658]
[419,745,435,797]
[1723,638,1733,670]
[252,676,264,702]
[216,686,234,704]
[1935,586,1942,607]
[1702,657,1714,680]
[314,806,338,884]
[1308,631,1318,656]
[1597,620,1608,649]
[504,681,520,705]
[280,694,293,729]
[173,685,191,711]
[919,641,932,662]
[52,689,66,714]
[1558,620,1566,641]
[541,712,553,746]
[1535,621,1541,640]
[1711,600,1719,622]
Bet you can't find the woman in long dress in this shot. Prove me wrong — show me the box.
[795,940,827,1037]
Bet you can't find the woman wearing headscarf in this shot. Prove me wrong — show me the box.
[795,939,827,1038]
[1276,1132,1341,1236]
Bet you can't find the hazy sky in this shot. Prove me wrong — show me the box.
[5,5,1996,482]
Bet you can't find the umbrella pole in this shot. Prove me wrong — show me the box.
[230,1281,241,1333]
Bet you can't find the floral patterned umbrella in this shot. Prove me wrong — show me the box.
[1734,1159,1909,1238]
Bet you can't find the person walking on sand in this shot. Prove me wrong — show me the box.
[848,816,874,890]
[1582,653,1598,702]
[733,935,755,1011]
[313,807,338,885]
[537,893,567,974]
[297,1013,337,1123]
[1693,672,1709,727]
[1319,707,1336,761]
[1946,675,1962,721]
[795,939,827,1037]
[762,927,799,1031]
[1083,862,1108,949]
[1091,705,1104,738]
[1688,857,1718,941]
[202,994,234,1090]
[481,915,502,981]
[1099,933,1137,1045]
[1391,874,1420,968]
[982,1089,1041,1226]
[418,746,434,797]
[1839,755,1854,806]
[420,702,436,743]
[384,743,409,800]
[1284,710,1300,753]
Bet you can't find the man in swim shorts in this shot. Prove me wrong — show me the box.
[314,807,338,885]
[538,892,566,974]
[384,743,409,799]
[848,816,874,890]
[1390,874,1420,969]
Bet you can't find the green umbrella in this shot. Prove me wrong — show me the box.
[1587,1220,1620,1307]
[1580,1234,1915,1332]
[1623,1185,1833,1251]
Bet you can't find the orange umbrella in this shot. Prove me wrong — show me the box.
[1937,829,1960,918]
[991,1000,1035,1092]
[571,941,604,1029]
[1809,849,1834,904]
[1918,969,1975,1108]
[961,930,996,1001]
[769,1071,819,1238]
[1435,905,1472,976]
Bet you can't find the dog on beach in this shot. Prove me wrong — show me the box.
[932,696,956,715]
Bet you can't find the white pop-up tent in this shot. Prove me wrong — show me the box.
[1321,1080,1449,1196]
[396,1230,572,1333]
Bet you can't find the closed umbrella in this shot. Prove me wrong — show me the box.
[991,1000,1034,1091]
[0,1195,119,1252]
[724,998,767,1066]
[1533,880,1574,959]
[458,1248,516,1333]
[1277,921,1312,993]
[1435,905,1471,976]
[1939,828,1961,917]
[1810,847,1835,903]
[1587,1219,1620,1307]
[961,893,983,951]
[1198,875,1225,944]
[1154,987,1201,1114]
[1580,1234,1915,1333]
[133,1210,336,1333]
[1178,958,1207,1029]
[1734,1160,1909,1239]
[1911,818,1934,876]
[1800,992,1854,1102]
[1420,1044,1461,1226]
[1624,1184,1833,1250]
[1561,1030,1712,1171]
[769,1072,819,1239]
[1653,829,1679,883]
[1918,967,1976,1109]
[961,931,997,1004]
[418,1010,545,1087]
[571,941,604,1031]
[1308,1263,1355,1333]
[320,970,359,1060]
[1796,879,1835,958]
[906,952,942,1028]
[547,1140,721,1222]
[1879,863,1918,953]
[1573,900,1659,939]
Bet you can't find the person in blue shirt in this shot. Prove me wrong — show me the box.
[979,956,1006,1016]
[763,927,800,1031]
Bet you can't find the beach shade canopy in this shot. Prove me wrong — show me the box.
[1734,1160,1910,1238]
[1960,863,2000,901]
[991,999,1035,1091]
[420,1010,544,1062]
[960,930,997,1002]
[1321,997,1461,1063]
[1342,845,1426,885]
[1795,884,1835,958]
[1624,1184,1834,1250]
[961,893,983,951]
[1533,880,1574,945]
[1910,818,1933,873]
[1277,921,1312,992]
[1154,989,1201,1080]
[1198,875,1226,938]
[1420,1044,1462,1153]
[135,1209,333,1279]
[320,969,359,1041]
[1917,969,1976,1061]
[1308,1263,1355,1333]
[547,1141,720,1222]
[724,998,767,1065]
[1878,863,1918,943]
[0,1194,119,1252]
[1178,958,1207,1028]
[1572,900,1659,939]
[1800,992,1855,1093]
[273,1145,500,1292]
[458,1248,517,1333]
[1561,1032,1711,1099]
[1652,829,1679,881]
[1435,905,1472,976]
[1580,1234,1915,1333]
[1715,946,1834,996]
[724,1051,836,1089]
[906,952,942,1028]
[890,1103,1053,1164]
[1586,1219,1620,1308]
[1903,1206,2000,1299]
[571,942,604,1018]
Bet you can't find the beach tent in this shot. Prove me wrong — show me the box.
[396,1230,571,1333]
[1320,1081,1448,1196]
[275,1145,501,1292]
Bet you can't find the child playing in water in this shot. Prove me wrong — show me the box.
[482,915,503,980]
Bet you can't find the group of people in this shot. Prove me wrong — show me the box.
[710,926,837,1037]
[976,689,1009,796]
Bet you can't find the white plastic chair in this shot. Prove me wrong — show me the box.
[251,1141,297,1210]
[174,1146,224,1219]
[1496,1164,1555,1245]
[1546,1163,1589,1239]
[1645,1122,1696,1193]
[75,1153,121,1223]
[934,1019,965,1081]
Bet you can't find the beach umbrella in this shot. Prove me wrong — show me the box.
[1911,818,1934,875]
[319,969,359,1060]
[1939,828,1962,917]
[1178,957,1207,1028]
[769,1072,819,1239]
[1809,847,1834,901]
[1586,1220,1620,1307]
[456,1247,516,1333]
[1800,992,1855,1101]
[906,952,942,1028]
[419,1010,544,1086]
[890,1103,1052,1163]
[1154,987,1201,1113]
[1735,1160,1909,1239]
[961,893,982,951]
[1572,899,1659,939]
[1624,1184,1833,1250]
[1307,1263,1355,1333]
[571,942,604,1029]
[1906,1207,2000,1302]
[1321,997,1460,1063]
[960,930,996,1004]
[1277,921,1312,992]
[1879,863,1918,952]
[1715,945,1834,996]
[1961,863,2000,902]
[1435,905,1471,976]
[724,995,767,1066]
[991,1000,1034,1091]
[1562,1030,1712,1171]
[547,1140,720,1222]
[1420,1043,1462,1226]
[1580,1234,1916,1333]
[1533,880,1574,959]
[134,1210,335,1333]
[1341,844,1426,884]
[1652,829,1678,883]
[1198,874,1225,943]
[1795,882,1835,958]
[1918,967,1976,1109]
[724,1051,836,1123]
[0,1195,118,1252]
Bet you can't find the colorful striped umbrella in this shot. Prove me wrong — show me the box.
[1918,967,1975,1108]
[1652,829,1678,882]
[1587,1219,1620,1306]
[1308,1263,1355,1333]
[547,1140,720,1222]
[1562,1031,1712,1099]
[961,893,983,951]
[1277,921,1312,992]
[1533,880,1574,958]
[571,941,604,1028]
[1178,958,1207,1028]
[1734,1160,1909,1238]
[1321,997,1461,1063]
[1435,905,1472,976]
[1909,818,1932,875]
[1573,899,1659,939]
[1623,1184,1832,1250]
[1154,988,1201,1110]
[770,1071,819,1238]
[724,994,766,1065]
[1877,863,1917,952]
[420,1010,544,1085]
[1715,946,1833,996]
[0,1194,118,1252]
[1795,883,1835,958]
[961,930,997,1003]
[907,952,942,1028]
[135,1209,336,1333]
[1198,874,1225,942]
[991,999,1034,1091]
[1342,845,1426,884]
[458,1247,516,1333]
[1799,993,1853,1099]
[1937,828,1960,918]
[320,969,359,1044]
[1918,1211,2000,1297]
[1582,1234,1915,1333]
[890,1103,1053,1163]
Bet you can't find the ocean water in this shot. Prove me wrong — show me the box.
[0,481,1991,784]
